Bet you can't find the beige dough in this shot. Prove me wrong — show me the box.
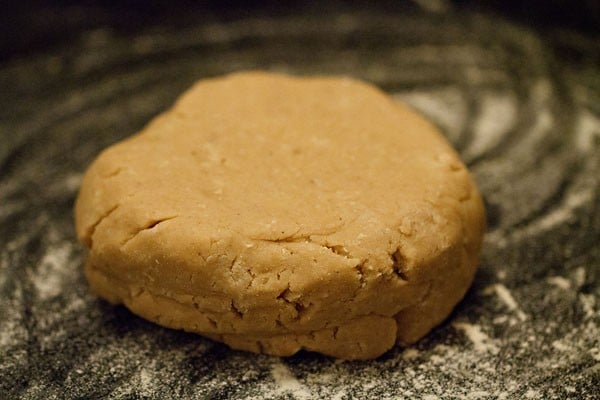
[75,71,485,360]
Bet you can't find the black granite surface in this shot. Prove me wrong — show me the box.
[1,2,599,399]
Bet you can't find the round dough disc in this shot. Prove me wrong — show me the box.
[75,72,485,360]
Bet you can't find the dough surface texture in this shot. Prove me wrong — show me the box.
[75,71,485,360]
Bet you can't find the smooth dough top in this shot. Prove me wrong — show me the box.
[75,71,485,359]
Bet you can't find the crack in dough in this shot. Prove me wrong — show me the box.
[85,204,119,247]
[121,216,178,247]
[391,248,410,281]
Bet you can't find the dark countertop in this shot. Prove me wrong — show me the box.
[1,2,599,399]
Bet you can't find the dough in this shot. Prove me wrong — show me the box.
[75,71,485,360]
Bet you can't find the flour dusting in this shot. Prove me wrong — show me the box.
[466,92,517,159]
[453,322,499,354]
[138,362,157,396]
[573,267,587,288]
[270,360,312,399]
[578,294,596,320]
[551,340,570,352]
[485,283,528,321]
[396,87,466,143]
[402,348,420,360]
[546,276,571,290]
[330,389,346,400]
[523,189,593,235]
[575,110,600,152]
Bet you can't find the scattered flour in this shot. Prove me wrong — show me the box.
[484,283,528,321]
[521,188,593,236]
[590,347,600,361]
[138,361,156,396]
[395,87,467,144]
[551,340,570,352]
[270,360,312,400]
[467,390,491,399]
[579,294,597,320]
[0,288,25,348]
[330,389,346,400]
[0,201,26,220]
[402,348,420,360]
[62,172,83,192]
[546,276,571,290]
[496,269,507,281]
[452,322,499,354]
[30,241,75,301]
[465,92,518,159]
[573,267,587,288]
[525,389,540,399]
[575,110,600,153]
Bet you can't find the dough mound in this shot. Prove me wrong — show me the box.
[75,71,485,360]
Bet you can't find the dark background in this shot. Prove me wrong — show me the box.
[2,1,599,61]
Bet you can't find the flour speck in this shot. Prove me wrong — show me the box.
[270,360,312,399]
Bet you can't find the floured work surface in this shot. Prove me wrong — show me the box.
[1,2,599,398]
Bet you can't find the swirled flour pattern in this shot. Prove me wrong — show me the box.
[1,4,599,399]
